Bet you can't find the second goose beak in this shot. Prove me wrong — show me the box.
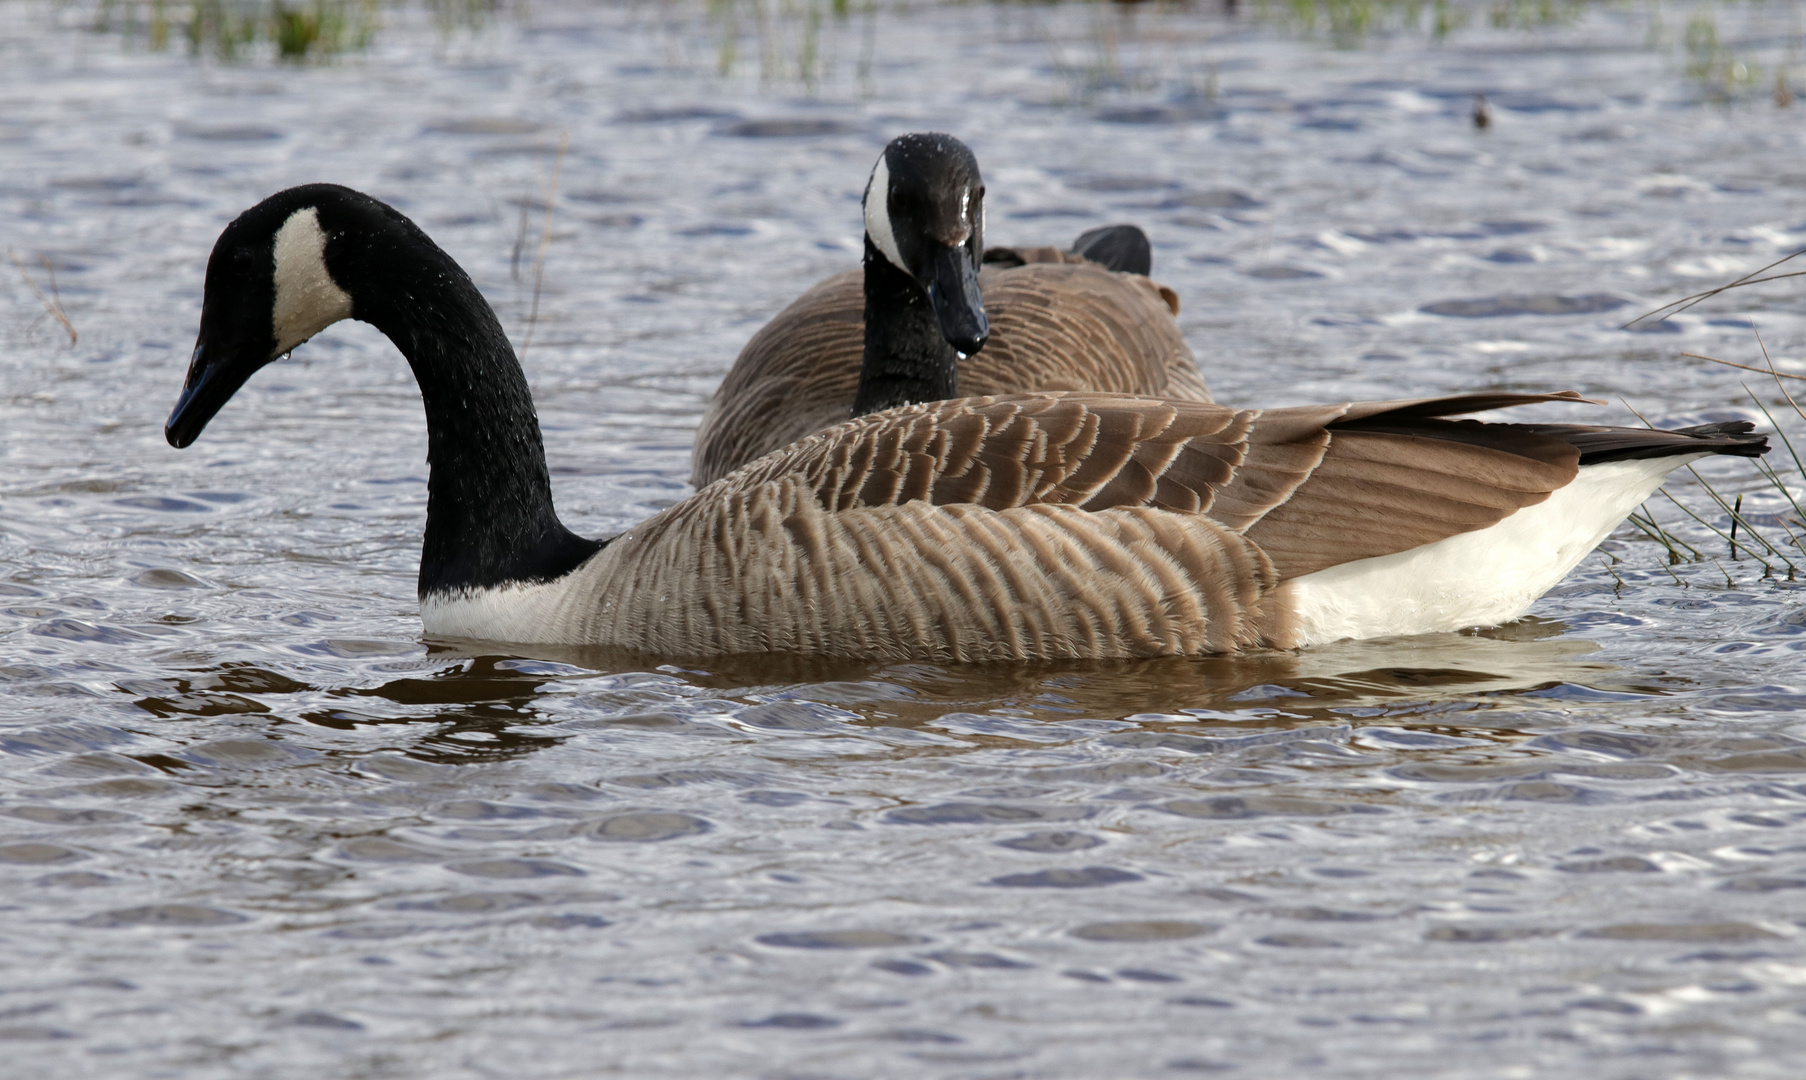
[166,342,236,448]
[166,336,274,449]
[926,243,989,356]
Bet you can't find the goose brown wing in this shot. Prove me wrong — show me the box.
[719,394,1274,514]
[722,391,1596,580]
[692,263,1208,487]
[691,270,866,488]
[963,262,1206,402]
[1241,393,1592,576]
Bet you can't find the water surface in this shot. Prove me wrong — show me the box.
[3,2,1806,1076]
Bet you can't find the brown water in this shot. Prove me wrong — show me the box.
[3,1,1806,1076]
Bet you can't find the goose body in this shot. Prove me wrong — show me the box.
[689,133,1209,488]
[168,184,1768,662]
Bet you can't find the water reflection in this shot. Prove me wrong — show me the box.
[428,616,1622,732]
[76,617,1645,778]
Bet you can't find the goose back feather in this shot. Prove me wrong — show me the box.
[690,256,1203,487]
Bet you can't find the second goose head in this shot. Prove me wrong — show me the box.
[167,185,360,447]
[856,132,989,414]
[166,183,598,602]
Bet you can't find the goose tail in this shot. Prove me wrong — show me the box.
[1528,419,1769,464]
[1069,224,1153,276]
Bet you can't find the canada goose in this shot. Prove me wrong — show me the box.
[166,184,1767,662]
[689,132,1209,487]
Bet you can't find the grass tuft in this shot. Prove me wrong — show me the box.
[8,248,79,347]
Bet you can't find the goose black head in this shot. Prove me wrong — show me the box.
[863,132,990,356]
[167,183,420,448]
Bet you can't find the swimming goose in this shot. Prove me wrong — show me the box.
[166,184,1767,661]
[689,132,1209,487]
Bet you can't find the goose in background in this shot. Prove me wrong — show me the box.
[166,183,1768,662]
[689,132,1210,487]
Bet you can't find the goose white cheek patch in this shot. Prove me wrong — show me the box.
[271,207,353,356]
[864,155,908,275]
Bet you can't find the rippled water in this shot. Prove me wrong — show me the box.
[5,1,1806,1075]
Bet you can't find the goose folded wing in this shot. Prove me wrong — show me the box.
[692,270,865,485]
[964,263,1198,399]
[722,390,1605,580]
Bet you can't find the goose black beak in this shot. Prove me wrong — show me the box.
[925,242,989,356]
[166,341,259,448]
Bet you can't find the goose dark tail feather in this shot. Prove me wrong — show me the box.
[1524,420,1769,465]
[1069,224,1153,276]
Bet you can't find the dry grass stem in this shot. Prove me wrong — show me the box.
[1622,246,1806,328]
[1644,268,1806,601]
[510,201,530,282]
[1771,517,1805,578]
[1659,487,1778,575]
[1684,351,1806,382]
[1620,395,1794,574]
[1627,509,1686,562]
[518,129,571,362]
[1684,463,1792,564]
[1747,395,1806,485]
[9,247,77,345]
[1750,324,1799,410]
[1750,458,1806,538]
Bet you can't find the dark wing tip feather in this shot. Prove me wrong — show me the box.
[1665,420,1769,459]
[1514,420,1770,464]
[1333,390,1602,426]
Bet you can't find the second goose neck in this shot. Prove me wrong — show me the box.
[854,238,960,417]
[350,250,598,599]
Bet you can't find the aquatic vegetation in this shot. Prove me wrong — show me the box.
[67,0,1806,102]
[1252,0,1801,109]
[1645,0,1806,104]
[1250,0,1606,47]
[90,0,370,59]
[1486,0,1583,32]
[1623,251,1806,582]
[86,0,501,60]
[1256,0,1472,46]
[1681,8,1764,99]
[1626,380,1805,586]
[700,0,877,88]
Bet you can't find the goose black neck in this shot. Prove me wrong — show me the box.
[853,237,960,417]
[337,230,602,599]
